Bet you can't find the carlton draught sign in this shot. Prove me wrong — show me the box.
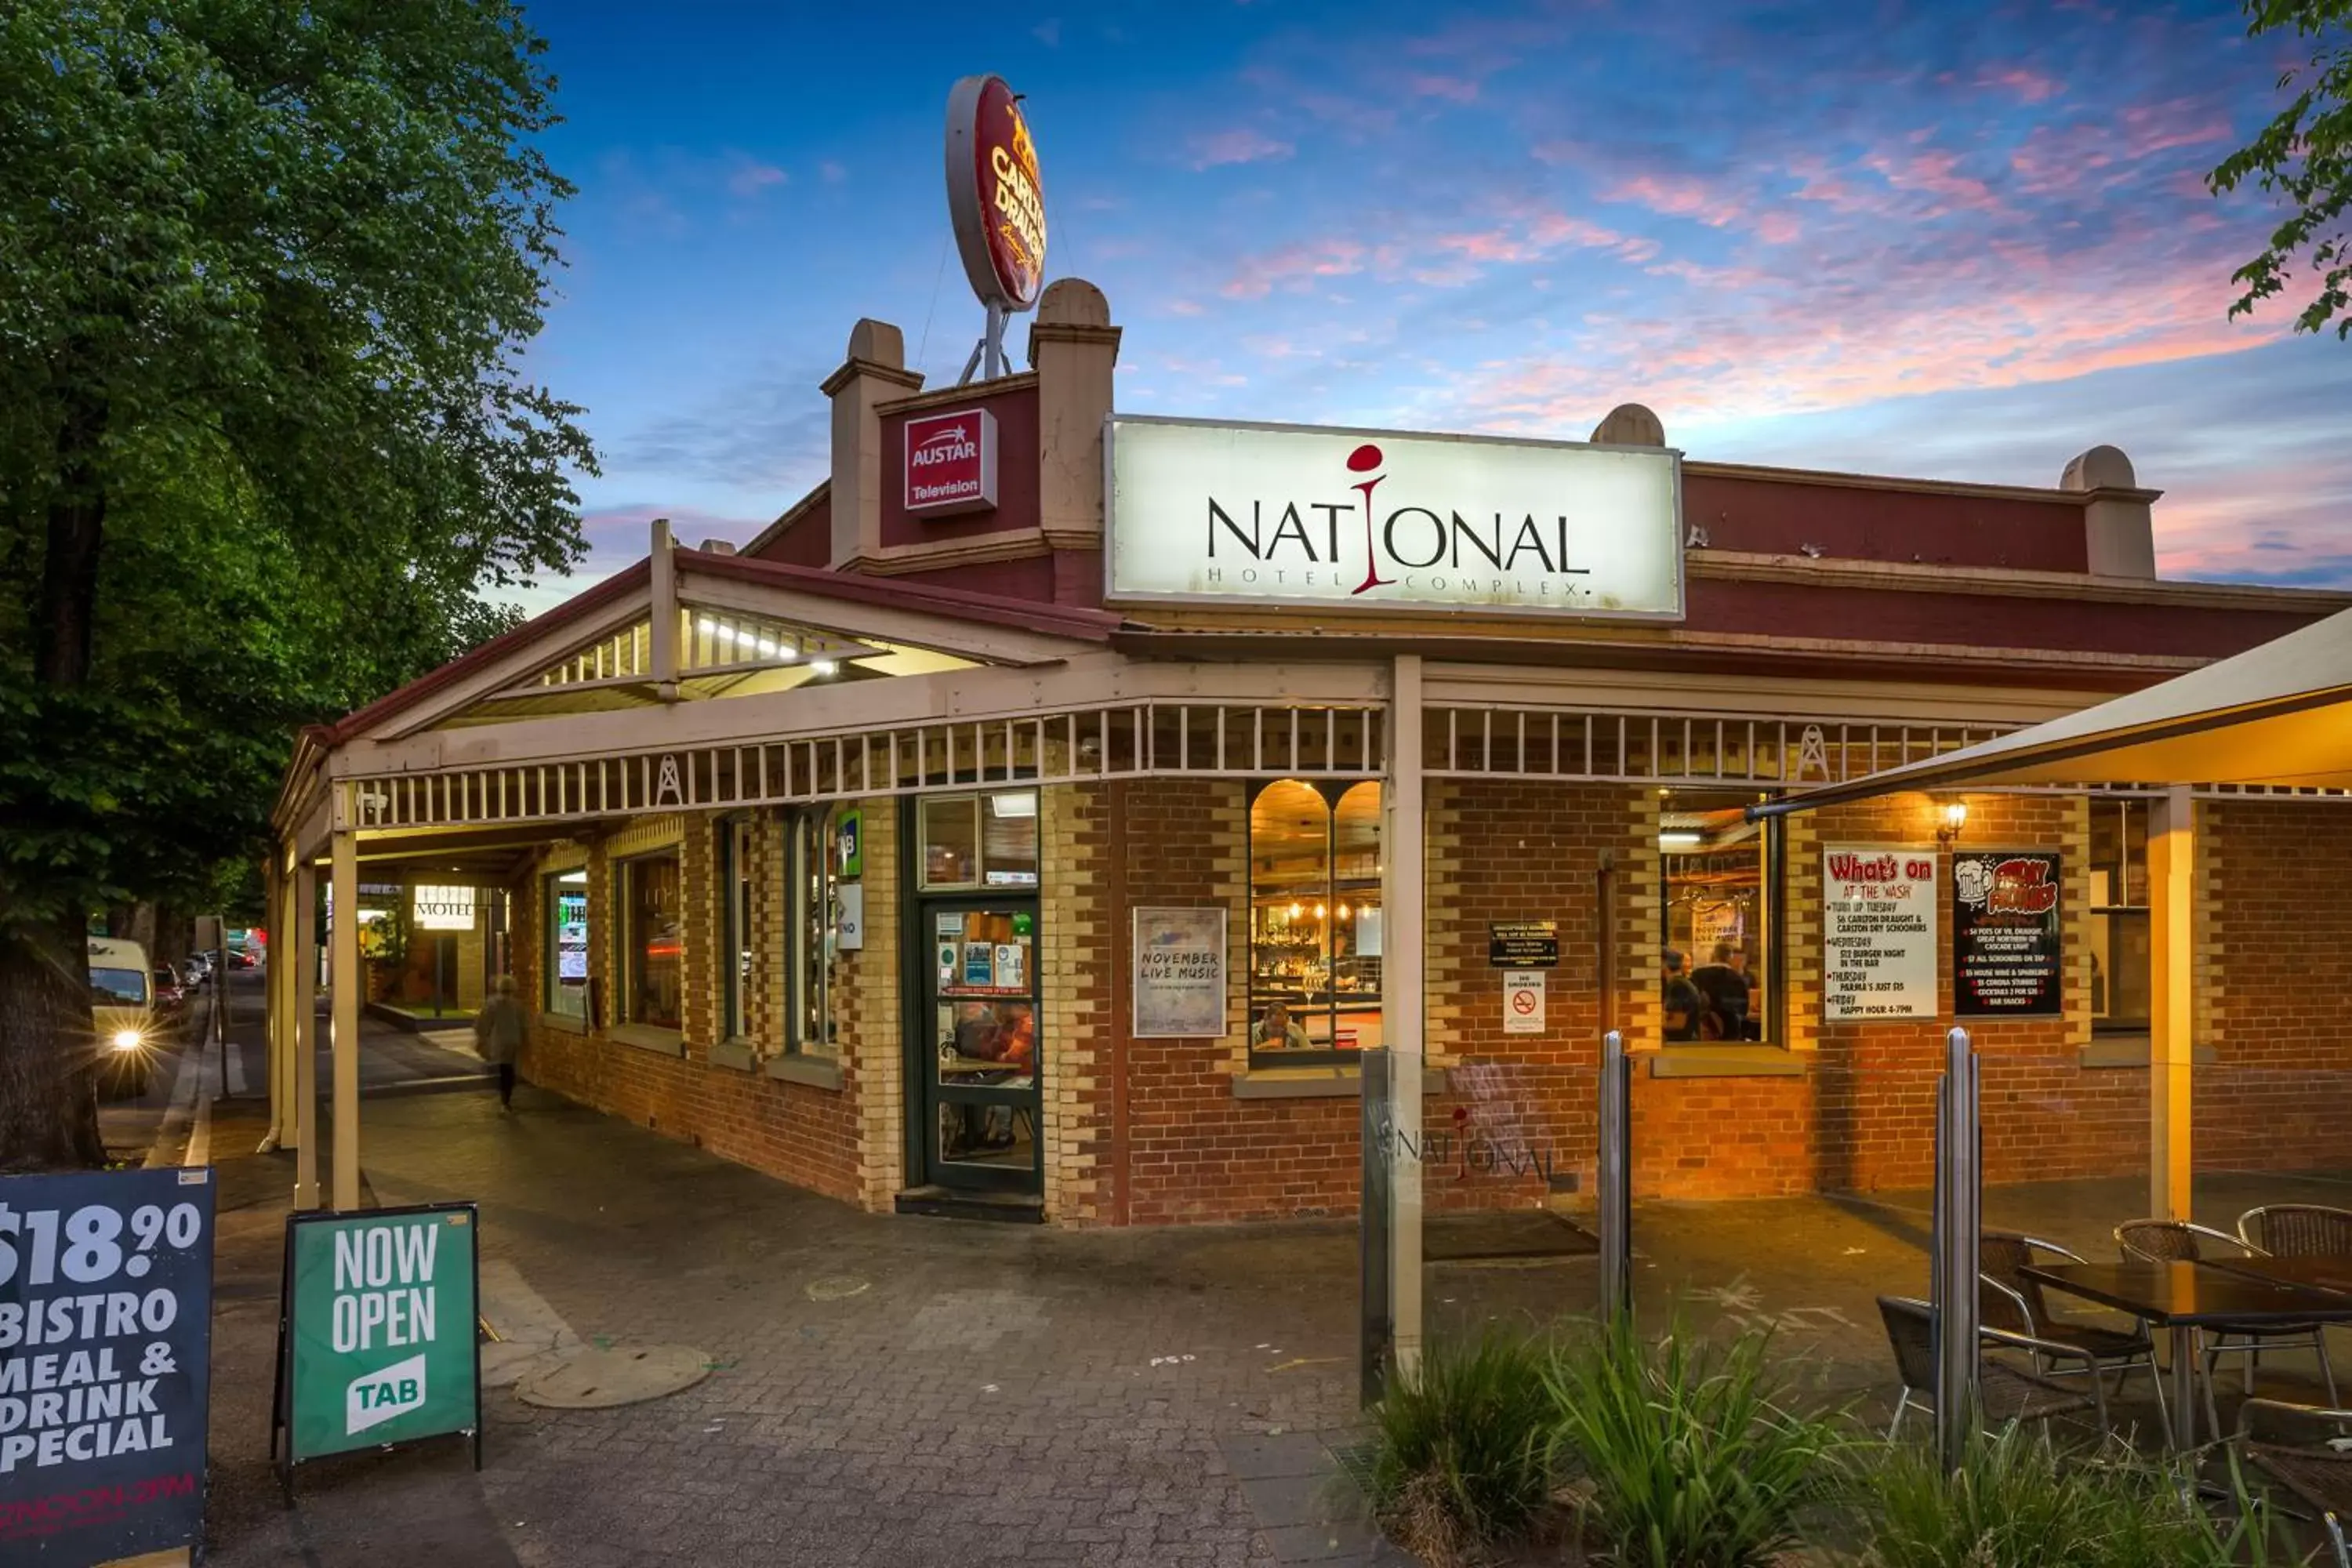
[1105,416,1682,619]
[946,75,1046,312]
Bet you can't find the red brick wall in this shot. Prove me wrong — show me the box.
[510,812,873,1208]
[2196,799,2352,1174]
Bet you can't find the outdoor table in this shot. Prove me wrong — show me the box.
[2192,1254,2352,1298]
[2021,1261,2352,1450]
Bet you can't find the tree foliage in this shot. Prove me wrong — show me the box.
[2211,0,2352,338]
[0,0,592,1167]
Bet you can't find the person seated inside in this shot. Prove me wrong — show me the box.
[1661,949,1708,1043]
[1251,1000,1311,1052]
[1689,942,1752,1040]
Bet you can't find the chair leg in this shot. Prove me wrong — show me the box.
[2324,1509,2347,1568]
[2085,1360,2110,1436]
[2318,1331,2340,1407]
[1888,1389,1911,1442]
[2144,1351,2169,1432]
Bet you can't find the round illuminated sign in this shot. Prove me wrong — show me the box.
[945,74,1047,312]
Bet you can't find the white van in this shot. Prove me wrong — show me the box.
[88,936,160,1098]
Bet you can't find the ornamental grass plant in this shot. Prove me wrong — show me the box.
[1538,1315,1853,1568]
[1853,1422,2314,1568]
[1362,1329,1558,1566]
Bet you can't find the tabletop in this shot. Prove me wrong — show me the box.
[2022,1261,2352,1326]
[2191,1253,2352,1298]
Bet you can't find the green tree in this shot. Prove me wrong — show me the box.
[0,0,593,1168]
[2211,0,2352,337]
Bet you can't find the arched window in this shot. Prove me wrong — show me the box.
[1247,779,1384,1064]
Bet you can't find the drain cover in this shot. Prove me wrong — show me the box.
[516,1345,712,1409]
[804,1275,870,1301]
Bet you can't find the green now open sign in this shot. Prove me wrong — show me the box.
[272,1203,480,1483]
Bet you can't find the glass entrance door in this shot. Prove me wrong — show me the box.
[918,901,1041,1195]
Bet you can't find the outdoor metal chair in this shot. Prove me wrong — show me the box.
[2241,1205,2352,1261]
[2116,1218,2340,1436]
[2237,1397,2352,1568]
[1979,1232,2165,1436]
[1877,1294,2097,1441]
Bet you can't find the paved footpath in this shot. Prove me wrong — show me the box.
[176,993,2352,1566]
[191,1054,1392,1566]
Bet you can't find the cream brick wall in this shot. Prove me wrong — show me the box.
[851,800,903,1210]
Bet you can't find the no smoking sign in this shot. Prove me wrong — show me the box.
[1502,969,1545,1035]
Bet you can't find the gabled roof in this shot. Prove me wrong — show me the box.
[318,547,1123,747]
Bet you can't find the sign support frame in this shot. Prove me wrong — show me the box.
[271,1200,484,1499]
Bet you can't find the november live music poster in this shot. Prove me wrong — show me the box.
[1951,851,2063,1017]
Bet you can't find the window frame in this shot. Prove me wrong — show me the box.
[543,868,590,1022]
[719,817,756,1042]
[1657,792,1781,1047]
[615,848,684,1032]
[1244,778,1384,1070]
[785,807,841,1057]
[2088,797,2152,1033]
[916,789,1040,893]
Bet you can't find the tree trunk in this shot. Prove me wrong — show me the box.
[2,390,113,1167]
[0,920,108,1172]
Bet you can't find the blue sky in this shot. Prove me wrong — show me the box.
[527,0,2352,601]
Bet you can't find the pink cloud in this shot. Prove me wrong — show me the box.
[725,159,787,198]
[1979,64,2063,103]
[1220,238,1368,299]
[1409,74,1481,103]
[1860,147,2008,216]
[1188,127,1296,170]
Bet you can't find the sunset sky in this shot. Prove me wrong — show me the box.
[524,0,2352,602]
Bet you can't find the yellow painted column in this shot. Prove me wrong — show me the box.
[293,860,320,1210]
[2148,786,2194,1220]
[331,829,361,1211]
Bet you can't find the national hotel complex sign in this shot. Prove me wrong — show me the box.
[1105,416,1685,619]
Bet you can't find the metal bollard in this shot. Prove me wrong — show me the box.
[1932,1025,1980,1471]
[1598,1030,1632,1326]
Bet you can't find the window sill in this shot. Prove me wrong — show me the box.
[538,1012,589,1036]
[2078,1035,2218,1070]
[765,1054,844,1091]
[1646,1045,1807,1080]
[1231,1065,1450,1101]
[608,1023,685,1057]
[708,1040,759,1073]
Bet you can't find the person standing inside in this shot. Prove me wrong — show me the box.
[1661,950,1708,1043]
[476,973,528,1111]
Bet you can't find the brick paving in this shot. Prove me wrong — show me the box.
[179,997,2352,1566]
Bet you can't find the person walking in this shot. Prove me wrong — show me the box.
[476,973,527,1111]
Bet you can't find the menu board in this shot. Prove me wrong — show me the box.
[1953,851,2062,1017]
[1822,846,1938,1021]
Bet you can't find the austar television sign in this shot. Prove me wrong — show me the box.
[1105,416,1683,619]
[905,407,999,517]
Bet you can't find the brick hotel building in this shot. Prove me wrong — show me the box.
[264,280,2352,1225]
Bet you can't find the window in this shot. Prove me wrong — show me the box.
[545,870,589,1021]
[918,790,1039,891]
[619,851,683,1030]
[2088,798,2151,1030]
[786,808,840,1056]
[1660,791,1775,1044]
[720,818,755,1040]
[1247,779,1382,1064]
